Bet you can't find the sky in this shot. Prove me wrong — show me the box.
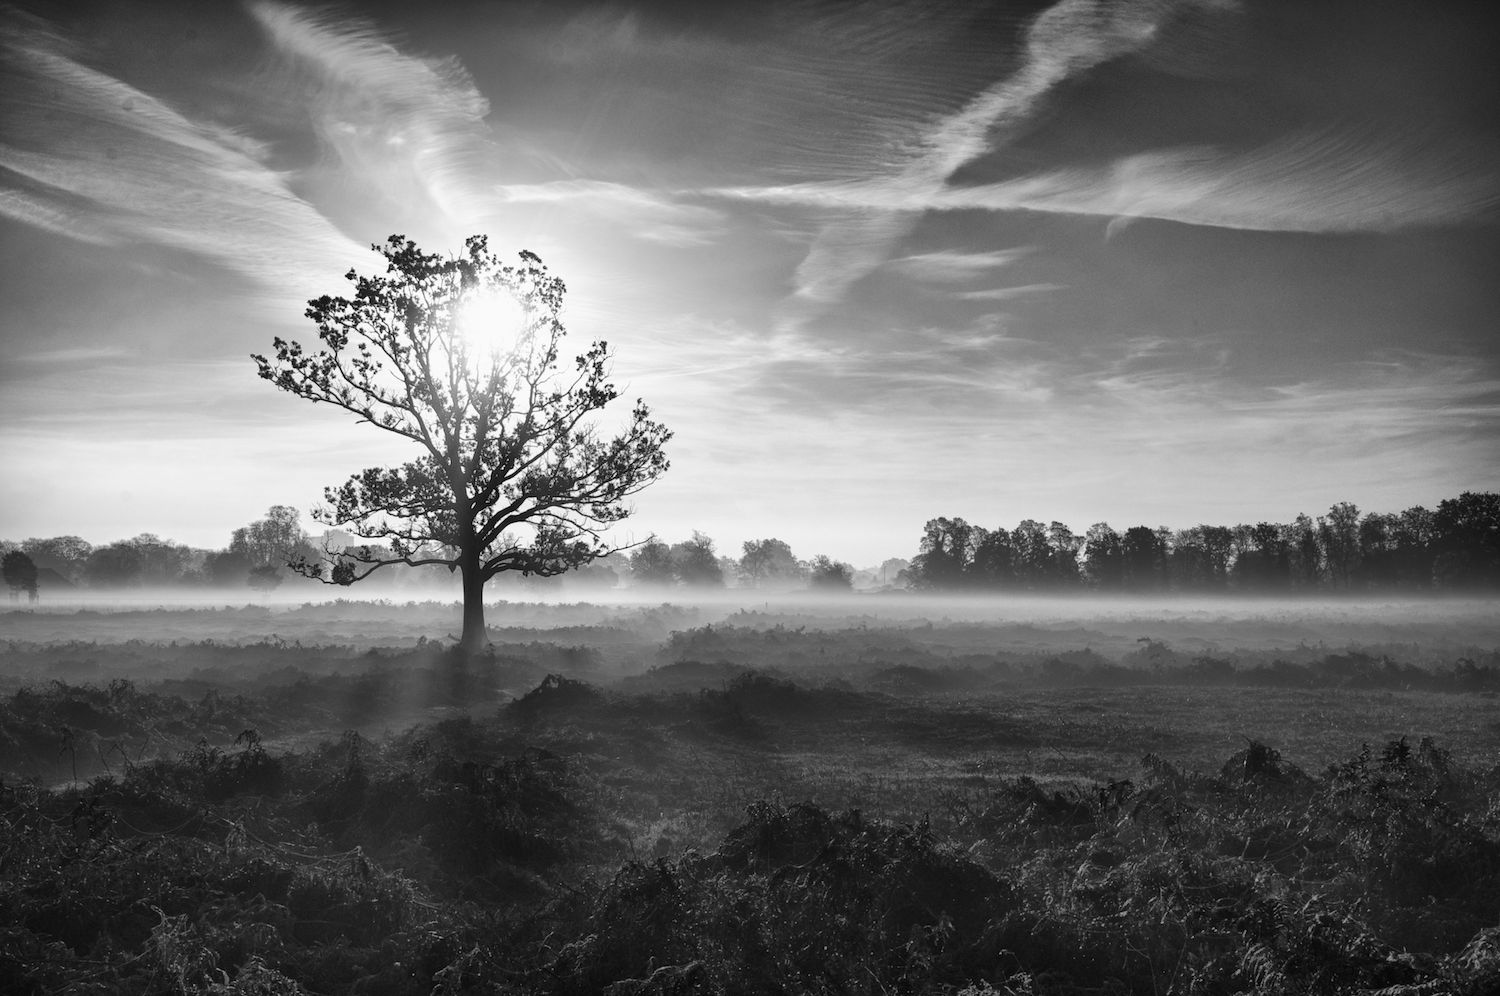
[1,0,1497,568]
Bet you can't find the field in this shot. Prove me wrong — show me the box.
[2,594,1499,994]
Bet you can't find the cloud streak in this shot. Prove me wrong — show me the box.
[945,127,1500,233]
[492,180,726,247]
[888,248,1031,283]
[246,0,500,233]
[248,4,726,261]
[716,126,1500,236]
[0,10,363,298]
[760,0,1227,328]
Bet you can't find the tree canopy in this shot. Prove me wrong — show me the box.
[899,493,1500,593]
[231,506,309,571]
[254,234,671,650]
[739,538,804,589]
[807,554,854,591]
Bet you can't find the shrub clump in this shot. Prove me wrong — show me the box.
[507,673,606,720]
[537,801,1015,995]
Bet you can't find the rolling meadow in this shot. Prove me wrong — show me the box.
[3,594,1499,994]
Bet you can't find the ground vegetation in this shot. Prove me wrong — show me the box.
[2,600,1499,993]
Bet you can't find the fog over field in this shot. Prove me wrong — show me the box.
[5,592,1500,993]
[5,590,1498,655]
[3,0,1498,988]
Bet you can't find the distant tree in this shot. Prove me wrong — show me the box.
[1432,491,1500,588]
[1046,522,1083,588]
[230,507,313,590]
[739,538,803,588]
[204,549,255,588]
[1201,525,1235,589]
[1121,526,1166,590]
[807,555,854,591]
[231,506,308,567]
[1391,505,1436,588]
[1011,519,1052,589]
[968,528,1014,588]
[84,542,143,588]
[1232,521,1290,591]
[1318,502,1362,590]
[1082,523,1123,590]
[1355,512,1397,588]
[1286,514,1323,589]
[126,533,193,586]
[2,551,39,602]
[21,536,92,585]
[907,517,976,590]
[254,235,671,652]
[629,536,675,587]
[670,532,724,587]
[1165,525,1232,592]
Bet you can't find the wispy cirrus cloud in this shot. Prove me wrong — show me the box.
[492,180,726,247]
[0,9,362,298]
[250,4,726,258]
[6,345,131,367]
[886,247,1059,304]
[945,127,1500,233]
[0,177,117,247]
[716,126,1500,235]
[888,248,1031,283]
[753,0,1235,330]
[246,0,500,235]
[957,284,1064,301]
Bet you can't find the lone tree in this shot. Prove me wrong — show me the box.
[807,554,854,591]
[254,235,672,652]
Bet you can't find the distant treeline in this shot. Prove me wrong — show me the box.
[7,492,1498,597]
[0,506,456,597]
[902,491,1500,593]
[625,533,872,592]
[0,520,872,596]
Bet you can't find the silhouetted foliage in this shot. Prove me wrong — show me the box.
[203,548,254,588]
[806,554,853,590]
[1082,522,1122,589]
[628,535,675,587]
[1433,491,1500,588]
[254,235,671,650]
[904,491,1499,594]
[18,536,91,585]
[83,540,144,588]
[738,538,803,588]
[669,532,723,588]
[229,504,313,579]
[908,517,978,590]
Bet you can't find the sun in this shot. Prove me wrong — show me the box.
[454,288,530,360]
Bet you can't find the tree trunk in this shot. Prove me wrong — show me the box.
[457,551,489,655]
